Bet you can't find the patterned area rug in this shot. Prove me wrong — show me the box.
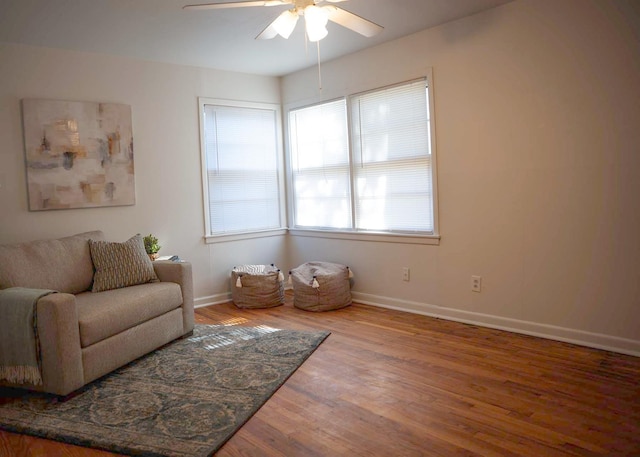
[0,324,330,456]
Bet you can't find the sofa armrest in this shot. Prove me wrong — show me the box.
[36,293,84,396]
[153,261,194,334]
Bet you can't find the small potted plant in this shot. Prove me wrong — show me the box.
[143,234,161,260]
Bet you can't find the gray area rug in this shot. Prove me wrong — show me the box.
[0,324,330,456]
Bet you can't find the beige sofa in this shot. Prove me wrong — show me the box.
[0,231,194,396]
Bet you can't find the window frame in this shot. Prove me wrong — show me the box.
[198,97,287,244]
[288,97,352,231]
[285,72,440,245]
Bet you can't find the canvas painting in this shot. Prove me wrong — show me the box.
[22,99,135,210]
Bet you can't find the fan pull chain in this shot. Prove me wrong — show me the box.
[316,40,323,91]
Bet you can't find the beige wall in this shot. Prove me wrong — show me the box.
[0,42,287,303]
[1,0,638,354]
[282,0,640,353]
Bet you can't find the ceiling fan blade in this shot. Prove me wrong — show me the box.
[256,9,299,40]
[183,1,289,10]
[256,22,279,40]
[324,5,383,37]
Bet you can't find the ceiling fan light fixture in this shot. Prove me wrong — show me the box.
[272,9,299,39]
[304,5,329,42]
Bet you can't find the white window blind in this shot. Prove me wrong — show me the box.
[287,78,437,238]
[203,103,281,235]
[350,80,434,233]
[289,99,351,229]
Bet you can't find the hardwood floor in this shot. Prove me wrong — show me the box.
[1,292,639,456]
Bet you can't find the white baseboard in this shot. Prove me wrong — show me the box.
[351,292,640,357]
[193,291,639,356]
[194,293,231,308]
[194,285,295,309]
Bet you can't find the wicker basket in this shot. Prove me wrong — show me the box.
[231,264,284,309]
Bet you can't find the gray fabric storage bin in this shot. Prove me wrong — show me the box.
[291,261,352,312]
[231,264,284,309]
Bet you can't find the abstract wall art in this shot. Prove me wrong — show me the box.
[21,99,135,211]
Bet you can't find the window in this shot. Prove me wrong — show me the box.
[199,98,285,241]
[289,99,350,229]
[287,77,438,243]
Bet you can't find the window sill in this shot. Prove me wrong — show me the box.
[204,228,288,244]
[205,228,440,245]
[288,229,440,245]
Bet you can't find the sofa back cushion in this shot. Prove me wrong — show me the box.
[0,231,104,294]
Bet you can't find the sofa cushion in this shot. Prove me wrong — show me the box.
[89,234,158,293]
[75,282,183,347]
[0,231,104,294]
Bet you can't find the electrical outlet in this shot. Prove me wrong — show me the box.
[402,267,410,282]
[471,275,482,292]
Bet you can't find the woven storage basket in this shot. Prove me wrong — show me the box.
[291,261,352,312]
[231,264,284,309]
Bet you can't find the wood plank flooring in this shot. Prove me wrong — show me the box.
[1,292,639,456]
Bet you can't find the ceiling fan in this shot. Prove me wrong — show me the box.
[183,0,384,42]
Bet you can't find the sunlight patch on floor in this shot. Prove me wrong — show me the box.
[190,323,283,350]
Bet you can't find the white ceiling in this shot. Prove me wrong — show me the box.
[0,0,513,77]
